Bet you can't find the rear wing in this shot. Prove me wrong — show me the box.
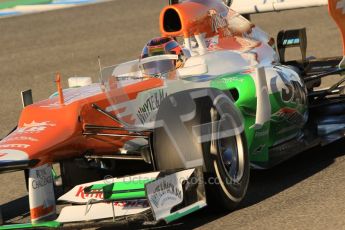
[230,0,327,14]
[169,0,328,14]
[231,0,344,68]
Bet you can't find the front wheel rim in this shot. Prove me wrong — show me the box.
[214,111,245,184]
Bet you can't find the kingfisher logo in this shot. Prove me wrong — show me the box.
[75,186,104,200]
[74,186,149,207]
[16,121,56,134]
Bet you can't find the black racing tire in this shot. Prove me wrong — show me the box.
[204,124,249,211]
[153,91,250,211]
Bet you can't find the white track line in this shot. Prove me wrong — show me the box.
[0,0,111,18]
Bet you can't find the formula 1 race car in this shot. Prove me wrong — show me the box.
[0,0,345,228]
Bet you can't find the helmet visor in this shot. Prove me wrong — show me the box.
[139,54,178,78]
[141,59,176,76]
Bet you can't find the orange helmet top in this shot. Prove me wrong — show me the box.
[141,37,184,58]
[140,37,185,77]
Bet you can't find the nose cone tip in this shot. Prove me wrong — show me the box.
[0,149,28,161]
[0,149,34,172]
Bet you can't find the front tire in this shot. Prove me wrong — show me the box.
[153,92,249,211]
[204,106,249,210]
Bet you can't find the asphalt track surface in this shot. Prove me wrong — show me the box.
[0,0,345,229]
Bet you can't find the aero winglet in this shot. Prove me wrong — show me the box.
[329,0,345,68]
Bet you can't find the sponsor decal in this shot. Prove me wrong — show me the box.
[75,186,104,200]
[59,172,161,204]
[0,153,7,157]
[271,108,304,125]
[111,199,149,208]
[73,185,149,207]
[150,181,182,208]
[221,76,245,84]
[146,169,195,221]
[208,9,232,37]
[271,72,307,105]
[16,121,56,134]
[137,89,167,124]
[31,168,54,190]
[73,186,149,207]
[0,143,30,149]
[28,164,56,222]
[1,136,38,142]
[23,121,56,128]
[337,0,345,14]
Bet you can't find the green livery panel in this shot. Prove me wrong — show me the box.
[210,70,307,165]
[84,179,154,200]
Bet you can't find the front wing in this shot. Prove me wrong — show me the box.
[0,168,206,229]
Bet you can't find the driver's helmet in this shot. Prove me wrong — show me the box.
[139,37,185,78]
